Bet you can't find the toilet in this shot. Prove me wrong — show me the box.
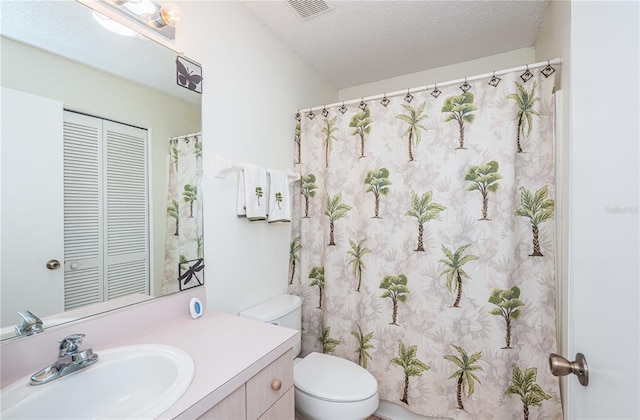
[239,294,379,420]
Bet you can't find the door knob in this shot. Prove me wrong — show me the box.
[46,259,61,270]
[549,353,589,386]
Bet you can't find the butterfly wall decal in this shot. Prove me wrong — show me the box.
[176,56,203,93]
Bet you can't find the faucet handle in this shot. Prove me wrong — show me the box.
[58,334,85,356]
[14,310,44,336]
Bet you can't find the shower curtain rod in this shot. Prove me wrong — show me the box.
[305,57,563,113]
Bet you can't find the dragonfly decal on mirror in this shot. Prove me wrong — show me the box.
[178,258,204,290]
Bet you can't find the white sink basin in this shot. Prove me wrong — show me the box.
[1,344,195,419]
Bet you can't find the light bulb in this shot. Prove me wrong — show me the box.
[149,2,180,27]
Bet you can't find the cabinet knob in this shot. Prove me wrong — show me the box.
[270,379,282,391]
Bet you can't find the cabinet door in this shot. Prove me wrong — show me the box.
[198,384,246,420]
[246,349,294,419]
[258,388,294,420]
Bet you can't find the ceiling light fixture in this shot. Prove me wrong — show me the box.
[92,11,137,37]
[122,0,157,16]
[88,0,179,41]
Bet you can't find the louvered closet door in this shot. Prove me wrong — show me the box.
[64,112,103,309]
[103,120,149,300]
[63,111,149,310]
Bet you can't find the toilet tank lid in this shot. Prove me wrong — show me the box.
[239,294,302,322]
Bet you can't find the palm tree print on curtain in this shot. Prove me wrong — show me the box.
[441,92,477,149]
[322,116,338,168]
[508,81,541,153]
[365,168,391,218]
[289,237,301,285]
[516,185,555,256]
[300,174,318,218]
[439,244,479,308]
[347,238,371,292]
[289,69,562,419]
[506,365,552,420]
[325,193,351,246]
[489,286,524,349]
[319,326,341,354]
[396,102,428,162]
[309,266,324,309]
[406,190,446,252]
[350,107,373,158]
[351,323,374,368]
[444,344,483,411]
[465,161,502,221]
[380,274,410,325]
[392,340,430,405]
[162,134,203,295]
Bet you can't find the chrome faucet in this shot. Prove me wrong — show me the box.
[30,334,99,386]
[14,310,44,336]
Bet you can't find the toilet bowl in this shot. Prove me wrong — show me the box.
[239,294,379,420]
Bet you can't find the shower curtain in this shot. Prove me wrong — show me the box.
[162,133,204,295]
[289,68,562,419]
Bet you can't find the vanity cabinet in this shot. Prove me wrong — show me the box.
[198,349,294,420]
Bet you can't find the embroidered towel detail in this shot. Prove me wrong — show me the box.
[236,171,246,216]
[243,163,267,221]
[267,169,291,223]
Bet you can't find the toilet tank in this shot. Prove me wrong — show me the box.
[239,294,302,357]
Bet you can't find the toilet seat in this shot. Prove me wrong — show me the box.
[294,352,378,403]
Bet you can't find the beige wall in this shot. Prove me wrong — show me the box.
[178,1,338,315]
[339,47,536,101]
[0,36,201,294]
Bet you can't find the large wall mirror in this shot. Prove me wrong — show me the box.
[0,1,202,340]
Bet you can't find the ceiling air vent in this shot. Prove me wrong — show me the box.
[287,0,331,21]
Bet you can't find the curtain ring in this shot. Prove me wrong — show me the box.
[306,106,315,120]
[521,64,533,82]
[359,97,367,110]
[542,59,556,78]
[339,101,348,114]
[431,82,441,98]
[321,105,329,117]
[488,70,501,87]
[460,76,471,92]
[381,92,390,107]
[404,88,414,103]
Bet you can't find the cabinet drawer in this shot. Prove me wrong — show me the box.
[197,384,246,420]
[258,388,294,420]
[246,349,294,419]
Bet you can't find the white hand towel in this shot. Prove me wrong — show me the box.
[243,163,268,221]
[237,171,246,216]
[267,169,291,223]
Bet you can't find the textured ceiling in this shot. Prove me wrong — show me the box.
[1,1,550,96]
[241,0,551,88]
[0,0,200,105]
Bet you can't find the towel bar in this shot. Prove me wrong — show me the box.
[214,154,300,181]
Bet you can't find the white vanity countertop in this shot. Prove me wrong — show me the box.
[106,309,299,419]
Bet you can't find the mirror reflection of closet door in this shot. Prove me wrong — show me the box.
[63,111,149,311]
[1,87,65,325]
